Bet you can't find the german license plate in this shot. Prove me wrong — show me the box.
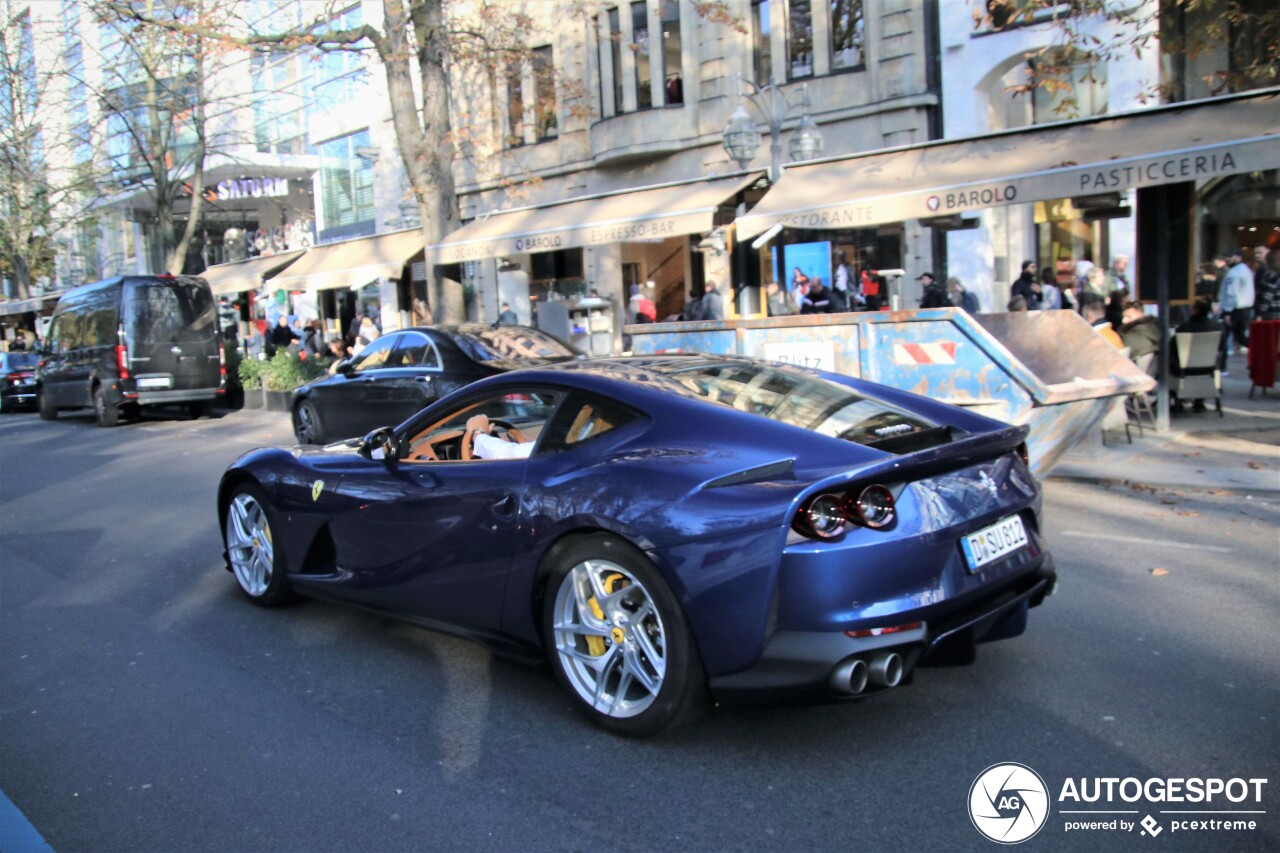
[961,515,1028,571]
[137,376,172,389]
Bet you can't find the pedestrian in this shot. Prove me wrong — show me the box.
[701,281,724,321]
[1083,266,1109,300]
[630,284,656,324]
[1104,254,1130,292]
[765,281,793,317]
[800,278,832,313]
[947,277,980,313]
[1007,295,1028,312]
[302,320,326,357]
[358,314,381,344]
[1256,249,1280,321]
[1038,267,1062,310]
[918,272,950,308]
[1010,261,1042,309]
[497,301,518,324]
[1252,245,1270,285]
[683,288,705,321]
[269,315,300,353]
[325,334,350,372]
[832,250,854,307]
[1120,299,1161,369]
[1080,296,1123,348]
[1105,289,1127,331]
[1217,246,1255,354]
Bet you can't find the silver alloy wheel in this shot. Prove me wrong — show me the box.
[552,558,667,719]
[225,492,274,597]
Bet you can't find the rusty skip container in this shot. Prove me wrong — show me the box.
[627,308,1155,476]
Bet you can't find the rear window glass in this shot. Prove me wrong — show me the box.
[658,361,943,450]
[452,326,576,363]
[128,281,215,342]
[5,352,38,368]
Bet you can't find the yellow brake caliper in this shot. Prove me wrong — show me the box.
[585,573,627,656]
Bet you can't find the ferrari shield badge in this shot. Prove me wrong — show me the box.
[311,479,325,502]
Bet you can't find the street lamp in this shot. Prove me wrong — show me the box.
[721,74,824,182]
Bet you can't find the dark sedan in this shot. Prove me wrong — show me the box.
[0,351,40,412]
[290,323,577,444]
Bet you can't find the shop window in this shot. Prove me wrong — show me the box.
[752,0,773,84]
[829,0,864,71]
[608,6,624,113]
[529,249,586,300]
[317,130,375,236]
[600,2,684,115]
[533,46,558,140]
[1029,52,1107,121]
[659,1,683,105]
[632,1,653,109]
[505,58,525,148]
[311,4,366,110]
[787,0,814,81]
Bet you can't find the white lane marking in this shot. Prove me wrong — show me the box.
[1060,530,1231,553]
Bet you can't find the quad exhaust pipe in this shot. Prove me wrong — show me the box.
[830,651,904,695]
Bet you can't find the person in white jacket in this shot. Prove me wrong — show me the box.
[1218,247,1255,354]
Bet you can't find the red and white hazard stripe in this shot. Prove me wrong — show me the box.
[893,342,957,365]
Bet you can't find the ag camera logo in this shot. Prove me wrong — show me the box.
[969,763,1050,844]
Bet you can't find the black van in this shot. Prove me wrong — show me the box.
[37,275,223,427]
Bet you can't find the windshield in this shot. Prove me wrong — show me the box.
[453,326,577,363]
[657,360,945,450]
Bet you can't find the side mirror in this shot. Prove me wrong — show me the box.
[359,426,397,461]
[336,358,354,376]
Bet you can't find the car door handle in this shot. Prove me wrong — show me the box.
[413,376,432,383]
[491,494,516,518]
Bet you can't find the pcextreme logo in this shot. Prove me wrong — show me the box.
[969,764,1269,844]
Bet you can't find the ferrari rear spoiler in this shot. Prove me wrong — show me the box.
[801,422,1029,498]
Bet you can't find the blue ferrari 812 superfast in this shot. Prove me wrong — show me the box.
[217,355,1055,736]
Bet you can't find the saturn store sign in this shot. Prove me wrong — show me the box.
[214,178,291,201]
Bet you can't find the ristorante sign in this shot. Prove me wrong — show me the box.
[740,136,1278,238]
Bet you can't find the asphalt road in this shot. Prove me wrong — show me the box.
[1,406,1276,852]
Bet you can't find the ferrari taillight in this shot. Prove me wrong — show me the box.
[793,484,898,540]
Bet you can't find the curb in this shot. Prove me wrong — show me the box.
[1045,472,1280,498]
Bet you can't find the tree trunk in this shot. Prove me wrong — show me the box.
[11,254,33,300]
[378,0,464,322]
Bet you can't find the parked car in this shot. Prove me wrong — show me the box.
[37,275,222,427]
[218,355,1056,736]
[289,323,577,445]
[0,351,40,411]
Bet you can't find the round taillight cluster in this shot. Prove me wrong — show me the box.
[795,485,897,539]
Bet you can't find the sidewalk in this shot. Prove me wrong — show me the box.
[1049,350,1280,495]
